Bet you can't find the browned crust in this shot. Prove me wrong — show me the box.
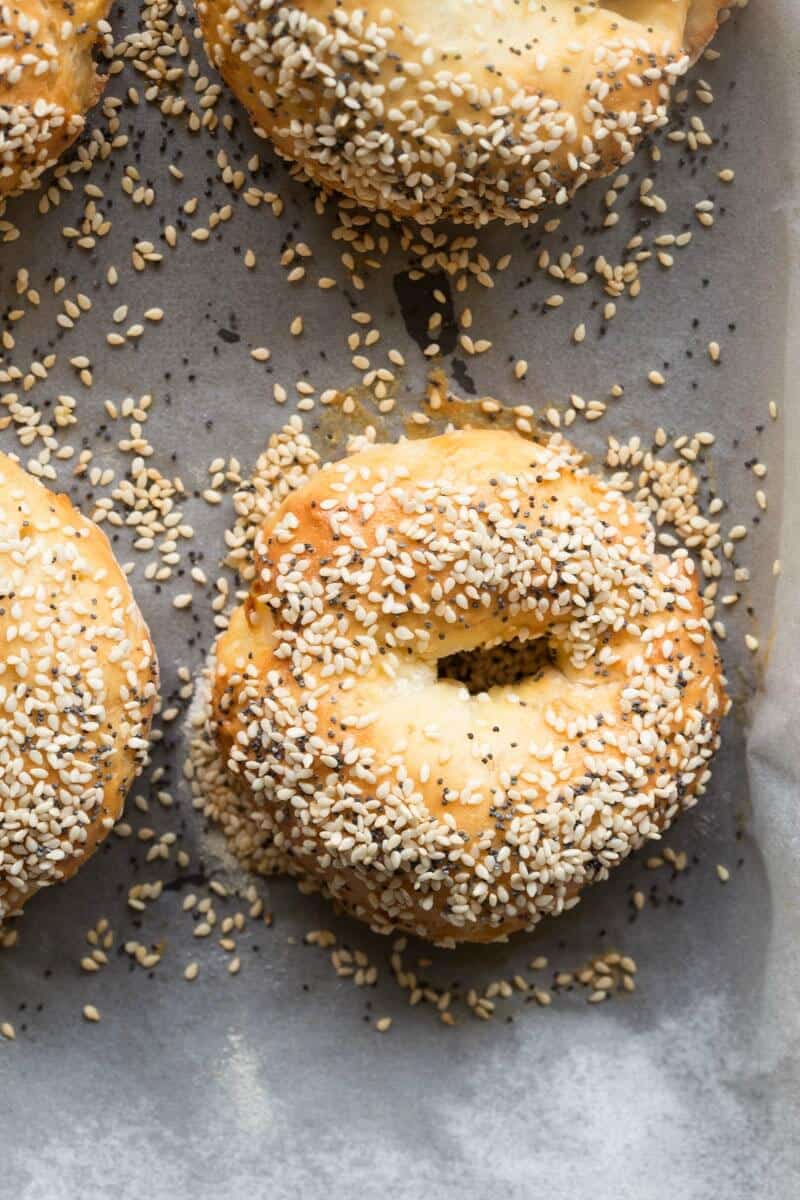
[0,454,159,920]
[686,0,739,61]
[0,0,111,200]
[210,430,726,943]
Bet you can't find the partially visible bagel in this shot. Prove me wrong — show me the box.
[0,454,158,922]
[0,0,110,200]
[196,0,747,226]
[208,429,727,944]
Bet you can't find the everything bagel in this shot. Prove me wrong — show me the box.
[208,429,727,944]
[0,0,111,200]
[196,0,745,226]
[0,453,158,922]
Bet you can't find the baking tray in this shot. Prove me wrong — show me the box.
[1,2,798,1197]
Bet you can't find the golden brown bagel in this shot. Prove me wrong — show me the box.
[196,0,746,226]
[0,0,110,200]
[0,454,158,922]
[207,429,727,944]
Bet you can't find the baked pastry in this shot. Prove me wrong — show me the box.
[0,0,110,200]
[0,454,158,921]
[197,0,745,226]
[208,429,727,944]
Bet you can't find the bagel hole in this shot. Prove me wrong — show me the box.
[437,637,554,695]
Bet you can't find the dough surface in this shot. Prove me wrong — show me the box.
[209,430,727,943]
[1,0,110,199]
[197,0,743,224]
[0,454,158,921]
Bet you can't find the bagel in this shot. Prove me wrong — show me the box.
[0,0,110,201]
[208,429,727,944]
[0,454,158,922]
[196,0,744,226]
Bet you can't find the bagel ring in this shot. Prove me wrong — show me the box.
[209,429,727,944]
[196,0,744,226]
[0,0,110,201]
[0,454,158,922]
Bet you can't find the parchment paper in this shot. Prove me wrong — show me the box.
[0,3,797,1198]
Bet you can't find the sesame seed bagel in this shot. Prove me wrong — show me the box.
[0,0,110,200]
[209,429,727,944]
[0,454,158,922]
[196,0,743,226]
